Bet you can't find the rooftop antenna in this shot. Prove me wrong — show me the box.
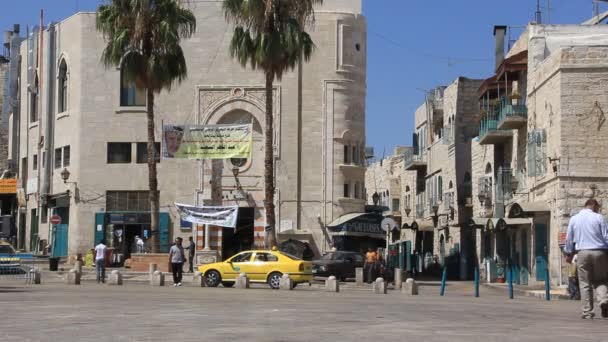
[594,0,608,17]
[535,0,542,24]
[546,0,551,24]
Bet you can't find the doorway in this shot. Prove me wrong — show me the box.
[112,224,144,262]
[18,212,26,250]
[535,224,548,282]
[222,207,254,260]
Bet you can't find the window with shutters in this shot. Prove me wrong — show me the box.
[527,129,547,177]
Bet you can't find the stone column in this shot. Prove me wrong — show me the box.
[325,276,339,292]
[204,224,211,251]
[108,270,123,286]
[394,268,403,289]
[236,273,250,289]
[355,268,364,286]
[372,277,387,294]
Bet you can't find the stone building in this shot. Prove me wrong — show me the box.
[10,0,367,262]
[472,23,608,287]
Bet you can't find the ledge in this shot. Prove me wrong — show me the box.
[57,111,70,120]
[337,197,366,205]
[115,106,147,114]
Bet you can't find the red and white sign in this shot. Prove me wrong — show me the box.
[50,215,62,225]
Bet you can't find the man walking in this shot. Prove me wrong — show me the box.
[564,199,608,319]
[169,237,186,286]
[185,236,196,273]
[95,240,107,284]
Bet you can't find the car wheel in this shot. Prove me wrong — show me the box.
[267,272,283,289]
[205,270,221,287]
[221,281,235,288]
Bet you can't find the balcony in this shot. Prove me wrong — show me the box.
[478,109,513,145]
[497,97,527,130]
[404,149,427,171]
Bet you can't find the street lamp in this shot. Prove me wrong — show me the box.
[60,168,71,184]
[372,192,379,205]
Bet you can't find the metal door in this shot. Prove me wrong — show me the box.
[535,224,548,281]
[51,224,68,258]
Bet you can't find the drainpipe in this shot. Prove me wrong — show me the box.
[41,23,55,231]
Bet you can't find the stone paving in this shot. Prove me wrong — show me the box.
[0,281,606,342]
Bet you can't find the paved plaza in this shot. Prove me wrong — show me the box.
[1,281,607,342]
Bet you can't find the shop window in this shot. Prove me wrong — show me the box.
[63,146,70,167]
[58,59,68,113]
[54,148,62,169]
[120,63,146,107]
[136,142,161,164]
[107,143,132,164]
[106,191,151,212]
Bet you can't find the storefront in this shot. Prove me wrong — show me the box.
[327,213,386,253]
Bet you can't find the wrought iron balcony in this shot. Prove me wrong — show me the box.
[478,109,513,145]
[404,148,427,171]
[497,97,527,130]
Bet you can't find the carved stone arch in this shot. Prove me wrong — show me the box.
[203,98,265,128]
[56,53,70,75]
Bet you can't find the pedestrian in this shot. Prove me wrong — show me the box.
[169,237,186,286]
[94,240,107,284]
[364,247,378,283]
[568,254,581,300]
[135,235,145,253]
[564,199,608,319]
[184,236,196,273]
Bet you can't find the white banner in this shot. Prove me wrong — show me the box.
[174,203,239,228]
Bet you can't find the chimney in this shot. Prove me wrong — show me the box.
[493,25,507,71]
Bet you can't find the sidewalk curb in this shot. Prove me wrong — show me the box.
[482,283,571,301]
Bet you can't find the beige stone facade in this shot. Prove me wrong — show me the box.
[11,1,367,260]
[473,23,608,287]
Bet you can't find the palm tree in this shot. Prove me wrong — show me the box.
[96,0,196,252]
[223,0,321,248]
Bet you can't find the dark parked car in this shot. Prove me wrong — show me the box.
[312,251,364,281]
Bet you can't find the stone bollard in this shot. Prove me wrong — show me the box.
[108,270,123,286]
[74,260,83,275]
[151,270,165,287]
[402,278,419,296]
[236,273,250,289]
[355,268,364,286]
[325,276,339,293]
[29,268,41,284]
[372,277,387,294]
[394,268,403,290]
[149,263,158,283]
[66,269,81,285]
[191,272,204,287]
[279,274,294,290]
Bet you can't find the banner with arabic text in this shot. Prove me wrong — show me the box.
[175,203,239,228]
[162,124,252,159]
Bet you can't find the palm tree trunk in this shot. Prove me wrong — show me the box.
[146,89,160,253]
[264,71,277,248]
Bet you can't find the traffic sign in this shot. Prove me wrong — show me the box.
[50,215,62,225]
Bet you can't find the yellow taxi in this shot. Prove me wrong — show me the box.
[198,248,313,289]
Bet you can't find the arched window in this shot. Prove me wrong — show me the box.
[449,181,453,189]
[485,163,492,175]
[120,63,146,107]
[58,59,68,113]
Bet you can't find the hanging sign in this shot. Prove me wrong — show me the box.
[162,124,252,160]
[174,203,239,228]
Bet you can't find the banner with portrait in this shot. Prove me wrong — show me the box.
[174,203,239,228]
[162,124,252,160]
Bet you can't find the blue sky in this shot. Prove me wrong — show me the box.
[0,0,598,156]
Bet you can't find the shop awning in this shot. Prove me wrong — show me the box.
[327,212,386,238]
[507,202,550,217]
[410,219,434,232]
[486,217,533,231]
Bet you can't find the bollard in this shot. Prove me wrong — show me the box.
[325,276,340,293]
[74,260,83,275]
[355,268,364,286]
[402,278,418,295]
[394,268,403,290]
[149,263,158,283]
[192,272,204,287]
[108,270,123,286]
[545,267,551,301]
[439,266,447,296]
[29,268,41,285]
[474,265,480,298]
[236,273,250,289]
[151,270,165,287]
[66,269,81,285]
[372,277,387,294]
[279,274,294,290]
[507,263,514,300]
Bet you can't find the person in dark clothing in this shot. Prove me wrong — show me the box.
[169,237,185,286]
[185,236,196,273]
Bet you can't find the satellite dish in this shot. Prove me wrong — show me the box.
[381,217,398,232]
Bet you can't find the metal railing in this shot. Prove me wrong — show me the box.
[498,96,527,123]
[404,148,426,168]
[478,176,492,204]
[479,109,499,139]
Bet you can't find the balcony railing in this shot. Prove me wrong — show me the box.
[404,148,427,171]
[479,109,499,138]
[498,97,527,130]
[477,176,492,205]
[478,107,513,145]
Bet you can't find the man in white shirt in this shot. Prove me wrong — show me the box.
[135,236,145,253]
[95,241,108,284]
[564,199,608,319]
